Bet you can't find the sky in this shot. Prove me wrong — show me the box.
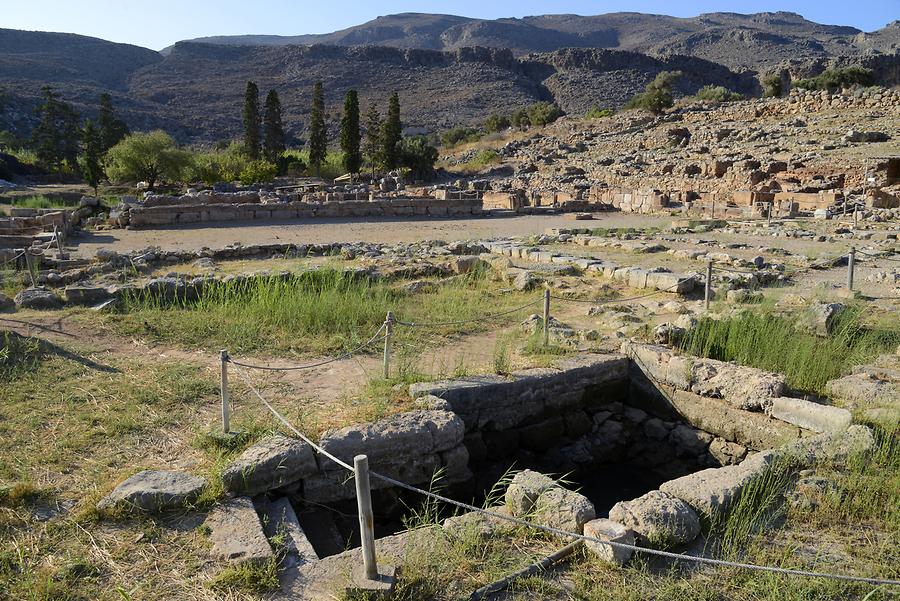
[2,0,897,50]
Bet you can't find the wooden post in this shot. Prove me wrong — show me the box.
[711,199,715,220]
[382,312,393,379]
[853,209,858,228]
[847,247,856,291]
[354,455,378,580]
[220,350,230,433]
[542,288,551,347]
[705,260,713,310]
[24,250,37,287]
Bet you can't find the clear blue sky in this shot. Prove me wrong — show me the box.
[3,0,897,50]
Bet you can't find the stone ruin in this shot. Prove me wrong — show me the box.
[94,341,884,598]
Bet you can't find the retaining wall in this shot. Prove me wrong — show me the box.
[127,197,483,227]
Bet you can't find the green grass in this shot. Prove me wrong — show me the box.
[3,195,76,209]
[114,267,537,357]
[678,306,900,394]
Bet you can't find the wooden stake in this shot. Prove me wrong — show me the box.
[354,455,378,580]
[382,312,393,379]
[847,247,856,291]
[220,350,230,433]
[705,260,713,310]
[542,288,550,347]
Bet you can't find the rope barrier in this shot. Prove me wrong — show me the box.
[394,298,543,328]
[232,370,900,589]
[227,323,387,371]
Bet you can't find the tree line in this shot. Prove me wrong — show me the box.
[1,81,439,191]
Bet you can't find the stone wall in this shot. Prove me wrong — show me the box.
[127,197,483,227]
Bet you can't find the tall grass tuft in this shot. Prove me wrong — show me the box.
[116,267,536,356]
[679,307,900,393]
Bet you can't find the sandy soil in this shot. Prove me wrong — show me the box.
[68,213,672,256]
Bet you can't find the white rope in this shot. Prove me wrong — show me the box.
[227,323,387,371]
[233,370,900,588]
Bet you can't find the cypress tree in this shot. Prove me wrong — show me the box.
[242,81,261,159]
[308,81,327,176]
[80,119,105,195]
[363,102,382,179]
[97,93,128,153]
[339,90,361,178]
[263,89,286,163]
[31,86,80,172]
[381,92,402,170]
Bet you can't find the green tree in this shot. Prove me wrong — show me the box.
[526,102,562,126]
[363,102,382,179]
[263,89,286,164]
[484,113,511,133]
[511,108,530,128]
[339,90,362,178]
[381,92,402,170]
[79,119,104,195]
[97,92,129,153]
[31,86,81,172]
[105,130,190,190]
[242,81,262,160]
[624,70,682,114]
[308,82,327,176]
[762,74,783,98]
[399,136,438,180]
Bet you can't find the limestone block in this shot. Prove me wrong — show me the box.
[584,519,634,566]
[769,397,852,434]
[534,487,596,534]
[97,470,206,513]
[609,490,700,548]
[206,497,273,564]
[222,435,317,496]
[505,470,557,516]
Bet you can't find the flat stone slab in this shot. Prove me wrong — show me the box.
[14,287,63,310]
[770,397,852,434]
[206,497,273,564]
[222,435,317,496]
[97,470,206,513]
[659,451,776,520]
[257,496,318,567]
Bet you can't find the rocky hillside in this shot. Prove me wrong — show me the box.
[0,13,897,145]
[175,12,900,70]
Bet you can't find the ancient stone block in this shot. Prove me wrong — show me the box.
[222,435,317,496]
[97,470,206,513]
[206,497,273,564]
[609,490,699,548]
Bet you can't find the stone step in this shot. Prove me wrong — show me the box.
[206,497,274,564]
[256,496,318,568]
[296,508,347,558]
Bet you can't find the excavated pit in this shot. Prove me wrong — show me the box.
[280,352,768,558]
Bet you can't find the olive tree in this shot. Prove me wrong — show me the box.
[105,130,191,190]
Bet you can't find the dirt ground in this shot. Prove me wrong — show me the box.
[69,213,673,256]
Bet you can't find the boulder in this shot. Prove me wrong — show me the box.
[769,397,852,434]
[801,302,845,337]
[206,497,273,564]
[65,285,113,306]
[221,435,317,496]
[583,519,634,565]
[608,490,700,548]
[783,425,874,469]
[449,255,483,274]
[505,470,557,516]
[14,287,63,310]
[97,470,206,513]
[0,293,15,312]
[689,359,785,412]
[534,487,595,534]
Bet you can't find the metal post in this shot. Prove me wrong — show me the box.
[220,350,230,433]
[847,247,855,291]
[354,454,378,580]
[542,288,550,347]
[382,312,393,379]
[705,260,713,310]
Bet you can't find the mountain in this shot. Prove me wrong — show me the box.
[170,12,899,70]
[1,13,898,145]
